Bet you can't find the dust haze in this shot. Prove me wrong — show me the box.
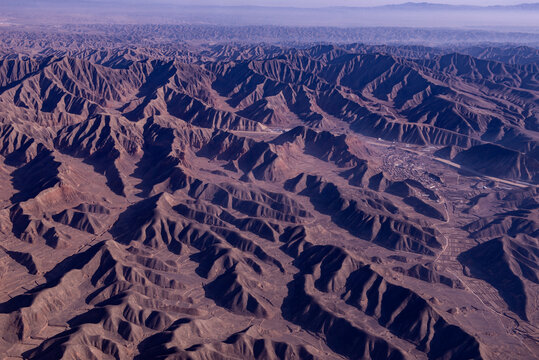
[1,1,538,30]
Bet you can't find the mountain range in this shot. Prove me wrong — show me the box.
[0,27,537,359]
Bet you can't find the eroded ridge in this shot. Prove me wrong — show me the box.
[0,42,537,360]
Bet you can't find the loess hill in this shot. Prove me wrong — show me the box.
[0,38,537,360]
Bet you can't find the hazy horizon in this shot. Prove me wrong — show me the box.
[1,0,538,30]
[45,0,537,6]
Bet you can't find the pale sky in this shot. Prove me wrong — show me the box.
[147,0,533,6]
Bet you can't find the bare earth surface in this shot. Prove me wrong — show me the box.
[0,27,537,359]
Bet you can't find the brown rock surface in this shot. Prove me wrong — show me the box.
[0,35,537,360]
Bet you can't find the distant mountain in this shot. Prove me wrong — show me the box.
[380,2,539,10]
